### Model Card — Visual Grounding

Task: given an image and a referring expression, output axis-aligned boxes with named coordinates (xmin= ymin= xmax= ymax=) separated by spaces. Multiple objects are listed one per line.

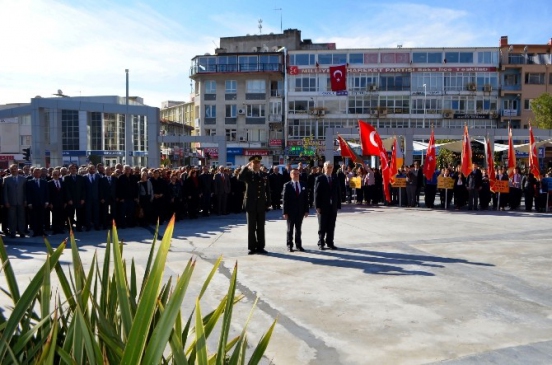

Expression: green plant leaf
xmin=247 ymin=319 xmax=277 ymax=365
xmin=0 ymin=237 xmax=21 ymax=303
xmin=119 ymin=215 xmax=176 ymax=365
xmin=194 ymin=297 xmax=208 ymax=365
xmin=110 ymin=221 xmax=133 ymax=339
xmin=216 ymin=262 xmax=238 ymax=365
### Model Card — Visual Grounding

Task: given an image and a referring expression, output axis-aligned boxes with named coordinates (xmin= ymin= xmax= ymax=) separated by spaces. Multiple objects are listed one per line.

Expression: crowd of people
xmin=1 ymin=159 xmax=550 ymax=240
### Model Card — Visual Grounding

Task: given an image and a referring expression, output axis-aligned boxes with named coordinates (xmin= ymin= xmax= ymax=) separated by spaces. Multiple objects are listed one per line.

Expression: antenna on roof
xmin=274 ymin=8 xmax=282 ymax=33
xmin=258 ymin=19 xmax=263 ymax=34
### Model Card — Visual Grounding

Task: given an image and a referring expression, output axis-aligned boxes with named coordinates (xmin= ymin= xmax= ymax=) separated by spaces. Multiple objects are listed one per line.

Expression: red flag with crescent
xmin=358 ymin=121 xmax=383 ymax=156
xmin=528 ymin=124 xmax=540 ymax=180
xmin=329 ymin=64 xmax=347 ymax=91
xmin=485 ymin=137 xmax=497 ymax=191
xmin=423 ymin=128 xmax=436 ymax=181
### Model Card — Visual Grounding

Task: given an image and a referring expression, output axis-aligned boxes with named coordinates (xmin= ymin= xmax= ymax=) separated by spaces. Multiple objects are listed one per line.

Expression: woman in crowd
xmin=167 ymin=173 xmax=184 ymax=221
xmin=137 ymin=171 xmax=153 ymax=227
xmin=183 ymin=169 xmax=200 ymax=219
xmin=454 ymin=170 xmax=467 ymax=210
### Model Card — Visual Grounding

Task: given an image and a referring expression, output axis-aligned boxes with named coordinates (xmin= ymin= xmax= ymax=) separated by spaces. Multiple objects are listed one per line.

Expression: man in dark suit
xmin=213 ymin=166 xmax=231 ymax=215
xmin=314 ymin=161 xmax=341 ymax=250
xmin=467 ymin=163 xmax=483 ymax=210
xmin=239 ymin=155 xmax=271 ymax=255
xmin=84 ymin=165 xmax=101 ymax=230
xmin=116 ymin=165 xmax=138 ymax=228
xmin=3 ymin=164 xmax=27 ymax=238
xmin=48 ymin=169 xmax=65 ymax=234
xmin=99 ymin=166 xmax=117 ymax=229
xmin=63 ymin=164 xmax=86 ymax=231
xmin=26 ymin=168 xmax=49 ymax=237
xmin=198 ymin=166 xmax=213 ymax=216
xmin=282 ymin=168 xmax=310 ymax=252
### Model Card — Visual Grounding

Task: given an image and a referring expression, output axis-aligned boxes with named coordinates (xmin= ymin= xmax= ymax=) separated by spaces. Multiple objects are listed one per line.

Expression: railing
xmin=191 ymin=63 xmax=283 ymax=76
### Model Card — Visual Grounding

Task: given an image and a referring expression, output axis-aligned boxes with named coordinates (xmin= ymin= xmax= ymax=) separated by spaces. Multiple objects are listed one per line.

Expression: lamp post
xmin=277 ymin=47 xmax=288 ymax=156
xmin=125 ymin=69 xmax=131 ymax=165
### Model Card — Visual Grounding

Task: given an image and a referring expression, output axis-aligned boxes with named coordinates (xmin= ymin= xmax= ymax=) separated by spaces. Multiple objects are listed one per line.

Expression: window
xmin=204 ymin=128 xmax=216 ymax=136
xmin=20 ymin=135 xmax=31 ymax=145
xmin=246 ymin=104 xmax=265 ymax=117
xmin=379 ymin=73 xmax=410 ymax=91
xmin=205 ymin=80 xmax=216 ymax=94
xmin=90 ymin=112 xmax=102 ymax=150
xmin=294 ymin=76 xmax=316 ymax=92
xmin=525 ymin=73 xmax=545 ymax=84
xmin=225 ymin=80 xmax=237 ymax=93
xmin=524 ymin=99 xmax=533 ymax=110
xmin=196 ymin=56 xmax=217 ymax=72
xmin=225 ymin=129 xmax=237 ymax=141
xmin=290 ymin=53 xmax=315 ymax=66
xmin=411 ymin=72 xmax=444 ymax=93
xmin=225 ymin=104 xmax=237 ymax=117
xmin=246 ymin=129 xmax=267 ymax=142
xmin=205 ymin=105 xmax=216 ymax=118
xmin=218 ymin=55 xmax=238 ymax=72
xmin=549 ymin=73 xmax=552 ymax=85
xmin=351 ymin=74 xmax=378 ymax=91
xmin=477 ymin=51 xmax=499 ymax=64
xmin=412 ymin=52 xmax=442 ymax=63
xmin=445 ymin=52 xmax=473 ymax=63
xmin=317 ymin=53 xmax=347 ymax=65
xmin=62 ymin=109 xmax=79 ymax=150
xmin=246 ymin=79 xmax=266 ymax=93
xmin=259 ymin=55 xmax=279 ymax=71
xmin=239 ymin=55 xmax=258 ymax=71
xmin=349 ymin=53 xmax=364 ymax=64
xmin=269 ymin=101 xmax=282 ymax=115
xmin=288 ymin=100 xmax=314 ymax=113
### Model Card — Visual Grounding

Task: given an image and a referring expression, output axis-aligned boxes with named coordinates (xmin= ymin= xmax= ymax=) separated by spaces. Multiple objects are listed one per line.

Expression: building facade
xmin=160 ymin=100 xmax=195 ymax=165
xmin=0 ymin=96 xmax=160 ymax=168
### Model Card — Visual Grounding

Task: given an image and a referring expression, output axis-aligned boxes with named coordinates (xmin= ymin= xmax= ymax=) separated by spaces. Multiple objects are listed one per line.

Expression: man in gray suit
xmin=3 ymin=164 xmax=27 ymax=238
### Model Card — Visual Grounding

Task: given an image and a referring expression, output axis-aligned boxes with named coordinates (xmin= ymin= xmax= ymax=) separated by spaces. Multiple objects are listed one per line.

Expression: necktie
xmin=328 ymin=176 xmax=332 ymax=187
xmin=295 ymin=182 xmax=299 ymax=195
xmin=56 ymin=180 xmax=60 ymax=189
xmin=36 ymin=179 xmax=40 ymax=188
xmin=73 ymin=175 xmax=76 ymax=181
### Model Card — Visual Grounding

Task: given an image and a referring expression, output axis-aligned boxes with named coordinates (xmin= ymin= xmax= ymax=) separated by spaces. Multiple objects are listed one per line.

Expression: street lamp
xmin=423 ymin=83 xmax=427 ymax=128
xmin=277 ymin=46 xmax=288 ymax=154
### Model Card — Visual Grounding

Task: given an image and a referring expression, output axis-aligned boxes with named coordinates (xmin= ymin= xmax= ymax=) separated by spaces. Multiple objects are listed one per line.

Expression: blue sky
xmin=1 ymin=0 xmax=550 ymax=107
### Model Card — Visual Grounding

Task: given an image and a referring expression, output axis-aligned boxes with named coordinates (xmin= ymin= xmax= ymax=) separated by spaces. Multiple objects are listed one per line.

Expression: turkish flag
xmin=460 ymin=125 xmax=472 ymax=177
xmin=528 ymin=124 xmax=540 ymax=179
xmin=507 ymin=125 xmax=516 ymax=178
xmin=379 ymin=148 xmax=391 ymax=203
xmin=485 ymin=137 xmax=497 ymax=191
xmin=423 ymin=128 xmax=436 ymax=181
xmin=389 ymin=137 xmax=398 ymax=184
xmin=358 ymin=121 xmax=383 ymax=156
xmin=337 ymin=135 xmax=363 ymax=165
xmin=329 ymin=64 xmax=347 ymax=91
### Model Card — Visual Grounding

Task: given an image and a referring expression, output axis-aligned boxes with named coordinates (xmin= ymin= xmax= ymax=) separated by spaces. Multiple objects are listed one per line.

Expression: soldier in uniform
xmin=239 ymin=155 xmax=271 ymax=255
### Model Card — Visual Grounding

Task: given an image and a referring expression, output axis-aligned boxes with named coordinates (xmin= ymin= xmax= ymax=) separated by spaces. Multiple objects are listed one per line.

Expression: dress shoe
xmin=19 ymin=234 xmax=26 ymax=238
xmin=297 ymin=247 xmax=306 ymax=252
xmin=287 ymin=247 xmax=294 ymax=252
xmin=328 ymin=245 xmax=338 ymax=250
xmin=318 ymin=245 xmax=325 ymax=250
xmin=248 ymin=250 xmax=256 ymax=255
xmin=257 ymin=249 xmax=268 ymax=254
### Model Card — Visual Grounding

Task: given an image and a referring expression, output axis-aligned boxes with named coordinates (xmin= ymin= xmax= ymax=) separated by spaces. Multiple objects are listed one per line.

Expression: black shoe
xmin=297 ymin=247 xmax=306 ymax=252
xmin=288 ymin=247 xmax=294 ymax=252
xmin=248 ymin=250 xmax=256 ymax=255
xmin=328 ymin=245 xmax=338 ymax=250
xmin=318 ymin=245 xmax=325 ymax=250
xmin=10 ymin=234 xmax=16 ymax=239
xmin=19 ymin=234 xmax=26 ymax=238
xmin=257 ymin=249 xmax=268 ymax=254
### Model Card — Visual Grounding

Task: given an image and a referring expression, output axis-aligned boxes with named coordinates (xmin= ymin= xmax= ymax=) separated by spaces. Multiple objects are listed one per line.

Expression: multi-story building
xmin=160 ymin=100 xmax=195 ymax=165
xmin=498 ymin=36 xmax=552 ymax=128
xmin=0 ymin=96 xmax=160 ymax=167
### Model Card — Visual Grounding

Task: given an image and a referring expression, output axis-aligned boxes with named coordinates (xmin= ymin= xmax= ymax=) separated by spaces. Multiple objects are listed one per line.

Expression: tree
xmin=530 ymin=93 xmax=552 ymax=129
xmin=435 ymin=139 xmax=457 ymax=169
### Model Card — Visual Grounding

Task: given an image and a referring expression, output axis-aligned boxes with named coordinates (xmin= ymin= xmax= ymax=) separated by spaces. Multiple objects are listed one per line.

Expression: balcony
xmin=190 ymin=63 xmax=284 ymax=76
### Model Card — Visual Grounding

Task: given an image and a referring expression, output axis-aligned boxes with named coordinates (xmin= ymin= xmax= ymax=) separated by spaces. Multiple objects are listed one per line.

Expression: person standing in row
xmin=26 ymin=168 xmax=49 ymax=237
xmin=282 ymin=168 xmax=309 ymax=252
xmin=3 ymin=164 xmax=27 ymax=238
xmin=239 ymin=155 xmax=271 ymax=255
xmin=214 ymin=166 xmax=231 ymax=215
xmin=314 ymin=161 xmax=341 ymax=250
xmin=48 ymin=169 xmax=65 ymax=234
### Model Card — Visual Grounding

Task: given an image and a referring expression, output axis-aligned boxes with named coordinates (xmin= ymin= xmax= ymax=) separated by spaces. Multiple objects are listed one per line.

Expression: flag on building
xmin=358 ymin=121 xmax=383 ymax=156
xmin=507 ymin=124 xmax=516 ymax=178
xmin=337 ymin=134 xmax=364 ymax=165
xmin=485 ymin=136 xmax=497 ymax=191
xmin=423 ymin=128 xmax=436 ymax=180
xmin=329 ymin=64 xmax=347 ymax=92
xmin=460 ymin=125 xmax=472 ymax=177
xmin=390 ymin=137 xmax=398 ymax=183
xmin=528 ymin=123 xmax=540 ymax=180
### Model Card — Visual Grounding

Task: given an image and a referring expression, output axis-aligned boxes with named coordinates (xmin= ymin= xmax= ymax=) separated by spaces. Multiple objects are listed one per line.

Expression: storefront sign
xmin=269 ymin=139 xmax=282 ymax=147
xmin=244 ymin=149 xmax=270 ymax=156
xmin=437 ymin=177 xmax=455 ymax=190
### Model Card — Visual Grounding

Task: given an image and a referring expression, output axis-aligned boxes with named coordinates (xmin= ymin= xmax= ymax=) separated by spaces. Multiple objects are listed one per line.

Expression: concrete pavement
xmin=1 ymin=204 xmax=551 ymax=364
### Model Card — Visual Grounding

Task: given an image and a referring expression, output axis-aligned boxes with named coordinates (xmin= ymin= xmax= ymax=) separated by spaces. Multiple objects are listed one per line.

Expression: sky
xmin=1 ymin=0 xmax=551 ymax=107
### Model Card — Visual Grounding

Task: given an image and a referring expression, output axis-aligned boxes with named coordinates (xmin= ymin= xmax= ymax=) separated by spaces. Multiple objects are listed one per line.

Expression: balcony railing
xmin=191 ymin=63 xmax=283 ymax=76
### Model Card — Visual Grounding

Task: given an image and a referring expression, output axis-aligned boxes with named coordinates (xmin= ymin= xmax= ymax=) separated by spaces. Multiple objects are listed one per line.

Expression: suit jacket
xmin=99 ymin=175 xmax=117 ymax=203
xmin=3 ymin=175 xmax=27 ymax=206
xmin=198 ymin=172 xmax=213 ymax=194
xmin=26 ymin=178 xmax=49 ymax=207
xmin=116 ymin=173 xmax=138 ymax=201
xmin=314 ymin=174 xmax=341 ymax=212
xmin=48 ymin=179 xmax=65 ymax=207
xmin=213 ymin=173 xmax=231 ymax=195
xmin=467 ymin=169 xmax=483 ymax=189
xmin=63 ymin=174 xmax=86 ymax=204
xmin=239 ymin=168 xmax=271 ymax=211
xmin=282 ymin=181 xmax=309 ymax=220
xmin=84 ymin=173 xmax=101 ymax=201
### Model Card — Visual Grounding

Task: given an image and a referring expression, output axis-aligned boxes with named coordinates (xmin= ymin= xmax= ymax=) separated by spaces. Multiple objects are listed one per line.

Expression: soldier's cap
xmin=249 ymin=155 xmax=262 ymax=162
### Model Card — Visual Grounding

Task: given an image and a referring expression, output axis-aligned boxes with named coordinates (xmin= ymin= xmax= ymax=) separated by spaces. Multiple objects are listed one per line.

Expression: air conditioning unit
xmin=466 ymin=83 xmax=477 ymax=91
xmin=369 ymin=85 xmax=378 ymax=91
xmin=238 ymin=108 xmax=246 ymax=115
xmin=484 ymin=85 xmax=492 ymax=92
xmin=443 ymin=111 xmax=453 ymax=119
xmin=239 ymin=136 xmax=247 ymax=142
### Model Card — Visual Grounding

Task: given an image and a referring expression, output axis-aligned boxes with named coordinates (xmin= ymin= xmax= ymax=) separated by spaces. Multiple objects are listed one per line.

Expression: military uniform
xmin=239 ymin=156 xmax=271 ymax=254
